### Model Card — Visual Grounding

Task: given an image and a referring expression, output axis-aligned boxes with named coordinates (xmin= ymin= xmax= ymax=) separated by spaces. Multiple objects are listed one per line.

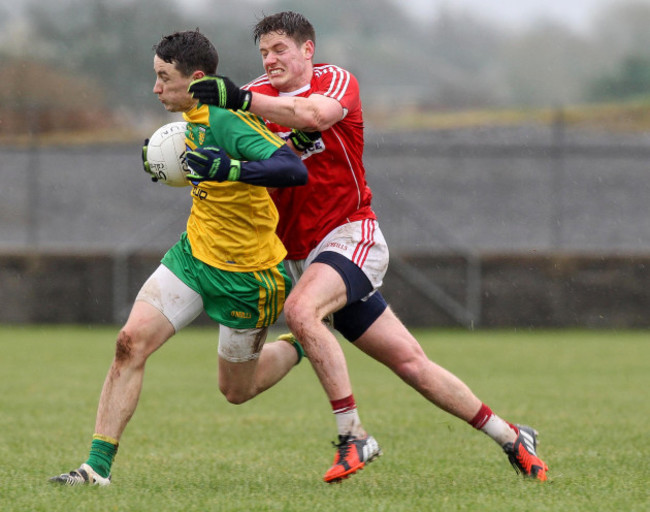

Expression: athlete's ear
xmin=302 ymin=40 xmax=315 ymax=60
xmin=192 ymin=70 xmax=206 ymax=80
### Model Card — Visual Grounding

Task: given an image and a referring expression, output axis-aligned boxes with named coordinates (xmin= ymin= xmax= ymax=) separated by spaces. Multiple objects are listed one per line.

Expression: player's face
xmin=258 ymin=31 xmax=314 ymax=93
xmin=152 ymin=56 xmax=199 ymax=112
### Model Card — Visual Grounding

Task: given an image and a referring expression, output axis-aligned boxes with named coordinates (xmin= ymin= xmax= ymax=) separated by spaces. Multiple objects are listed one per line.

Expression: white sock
xmin=470 ymin=403 xmax=517 ymax=446
xmin=335 ymin=409 xmax=363 ymax=438
xmin=481 ymin=414 xmax=518 ymax=446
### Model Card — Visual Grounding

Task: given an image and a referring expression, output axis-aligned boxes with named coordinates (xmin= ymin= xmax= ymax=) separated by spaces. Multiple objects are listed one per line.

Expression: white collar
xmin=278 ymin=83 xmax=311 ymax=97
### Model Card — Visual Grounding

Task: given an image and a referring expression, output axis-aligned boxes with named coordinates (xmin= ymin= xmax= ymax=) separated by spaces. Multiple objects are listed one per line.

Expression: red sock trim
xmin=331 ymin=394 xmax=356 ymax=414
xmin=469 ymin=403 xmax=493 ymax=429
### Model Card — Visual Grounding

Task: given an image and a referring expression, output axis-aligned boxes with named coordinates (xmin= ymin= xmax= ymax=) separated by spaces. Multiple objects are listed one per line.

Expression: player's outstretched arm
xmin=189 ymin=76 xmax=342 ymax=132
xmin=185 ymin=144 xmax=307 ymax=187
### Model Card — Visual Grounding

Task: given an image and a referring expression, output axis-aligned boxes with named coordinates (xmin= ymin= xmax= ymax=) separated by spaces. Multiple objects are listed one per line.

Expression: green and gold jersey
xmin=182 ymin=104 xmax=287 ymax=271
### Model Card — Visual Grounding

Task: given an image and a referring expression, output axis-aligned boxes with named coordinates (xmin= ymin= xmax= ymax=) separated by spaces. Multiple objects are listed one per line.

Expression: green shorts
xmin=161 ymin=233 xmax=291 ymax=329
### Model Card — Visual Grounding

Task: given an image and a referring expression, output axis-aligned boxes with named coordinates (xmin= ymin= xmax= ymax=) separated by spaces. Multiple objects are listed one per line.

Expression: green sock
xmin=276 ymin=333 xmax=305 ymax=365
xmin=85 ymin=435 xmax=118 ymax=478
xmin=291 ymin=339 xmax=305 ymax=364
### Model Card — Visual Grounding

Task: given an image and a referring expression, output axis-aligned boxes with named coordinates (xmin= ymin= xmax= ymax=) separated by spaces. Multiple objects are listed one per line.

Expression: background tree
xmin=4 ymin=0 xmax=650 ymax=132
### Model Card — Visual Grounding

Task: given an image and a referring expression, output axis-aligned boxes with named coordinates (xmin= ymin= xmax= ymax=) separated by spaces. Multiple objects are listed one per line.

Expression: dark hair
xmin=253 ymin=11 xmax=315 ymax=47
xmin=153 ymin=29 xmax=218 ymax=77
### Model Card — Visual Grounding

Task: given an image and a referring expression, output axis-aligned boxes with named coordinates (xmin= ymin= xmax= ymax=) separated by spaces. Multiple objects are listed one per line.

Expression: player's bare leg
xmin=283 ymin=263 xmax=352 ymax=404
xmin=218 ymin=336 xmax=302 ymax=404
xmin=50 ymin=301 xmax=175 ymax=485
xmin=355 ymin=306 xmax=547 ymax=480
xmin=94 ymin=301 xmax=175 ymax=439
xmin=283 ymin=262 xmax=381 ymax=482
xmin=355 ymin=306 xmax=482 ymax=421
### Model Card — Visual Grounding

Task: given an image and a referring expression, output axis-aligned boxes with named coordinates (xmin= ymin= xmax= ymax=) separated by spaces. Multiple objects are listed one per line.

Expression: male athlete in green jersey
xmin=50 ymin=30 xmax=307 ymax=486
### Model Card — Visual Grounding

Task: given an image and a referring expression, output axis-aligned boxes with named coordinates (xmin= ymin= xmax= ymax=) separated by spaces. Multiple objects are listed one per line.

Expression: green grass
xmin=0 ymin=326 xmax=648 ymax=511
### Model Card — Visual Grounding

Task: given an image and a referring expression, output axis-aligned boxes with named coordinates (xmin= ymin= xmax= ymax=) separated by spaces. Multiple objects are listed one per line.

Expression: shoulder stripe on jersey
xmin=314 ymin=64 xmax=344 ymax=75
xmin=333 ymin=69 xmax=351 ymax=102
xmin=244 ymin=74 xmax=271 ymax=90
xmin=318 ymin=65 xmax=350 ymax=102
xmin=230 ymin=110 xmax=284 ymax=147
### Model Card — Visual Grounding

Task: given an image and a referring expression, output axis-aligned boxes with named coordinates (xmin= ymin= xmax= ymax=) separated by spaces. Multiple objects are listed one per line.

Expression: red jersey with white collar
xmin=244 ymin=64 xmax=376 ymax=260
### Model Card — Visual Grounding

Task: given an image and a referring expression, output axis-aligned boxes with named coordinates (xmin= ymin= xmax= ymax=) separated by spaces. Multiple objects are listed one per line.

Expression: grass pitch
xmin=0 ymin=325 xmax=648 ymax=511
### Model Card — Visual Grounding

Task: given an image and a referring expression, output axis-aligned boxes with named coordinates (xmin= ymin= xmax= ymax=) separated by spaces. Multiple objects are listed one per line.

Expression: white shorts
xmin=135 ymin=265 xmax=268 ymax=362
xmin=285 ymin=219 xmax=389 ymax=297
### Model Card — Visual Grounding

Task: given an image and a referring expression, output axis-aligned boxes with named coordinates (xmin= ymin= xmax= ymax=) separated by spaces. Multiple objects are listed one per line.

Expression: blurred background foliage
xmin=3 ymin=0 xmax=650 ymax=138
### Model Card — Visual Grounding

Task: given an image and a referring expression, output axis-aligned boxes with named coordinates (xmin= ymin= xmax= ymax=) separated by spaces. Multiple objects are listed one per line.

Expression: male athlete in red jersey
xmin=243 ymin=64 xmax=375 ymax=261
xmin=190 ymin=11 xmax=548 ymax=483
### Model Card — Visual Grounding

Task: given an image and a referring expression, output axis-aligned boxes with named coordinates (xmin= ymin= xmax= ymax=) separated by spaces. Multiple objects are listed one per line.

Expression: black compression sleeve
xmin=237 ymin=145 xmax=308 ymax=187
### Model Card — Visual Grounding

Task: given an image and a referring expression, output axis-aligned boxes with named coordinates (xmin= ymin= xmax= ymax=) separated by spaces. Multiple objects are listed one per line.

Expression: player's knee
xmin=115 ymin=329 xmax=136 ymax=363
xmin=393 ymin=359 xmax=419 ymax=382
xmin=283 ymin=293 xmax=313 ymax=332
xmin=219 ymin=384 xmax=252 ymax=405
xmin=222 ymin=391 xmax=247 ymax=405
xmin=283 ymin=291 xmax=300 ymax=319
xmin=115 ymin=326 xmax=149 ymax=366
xmin=391 ymin=354 xmax=428 ymax=385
